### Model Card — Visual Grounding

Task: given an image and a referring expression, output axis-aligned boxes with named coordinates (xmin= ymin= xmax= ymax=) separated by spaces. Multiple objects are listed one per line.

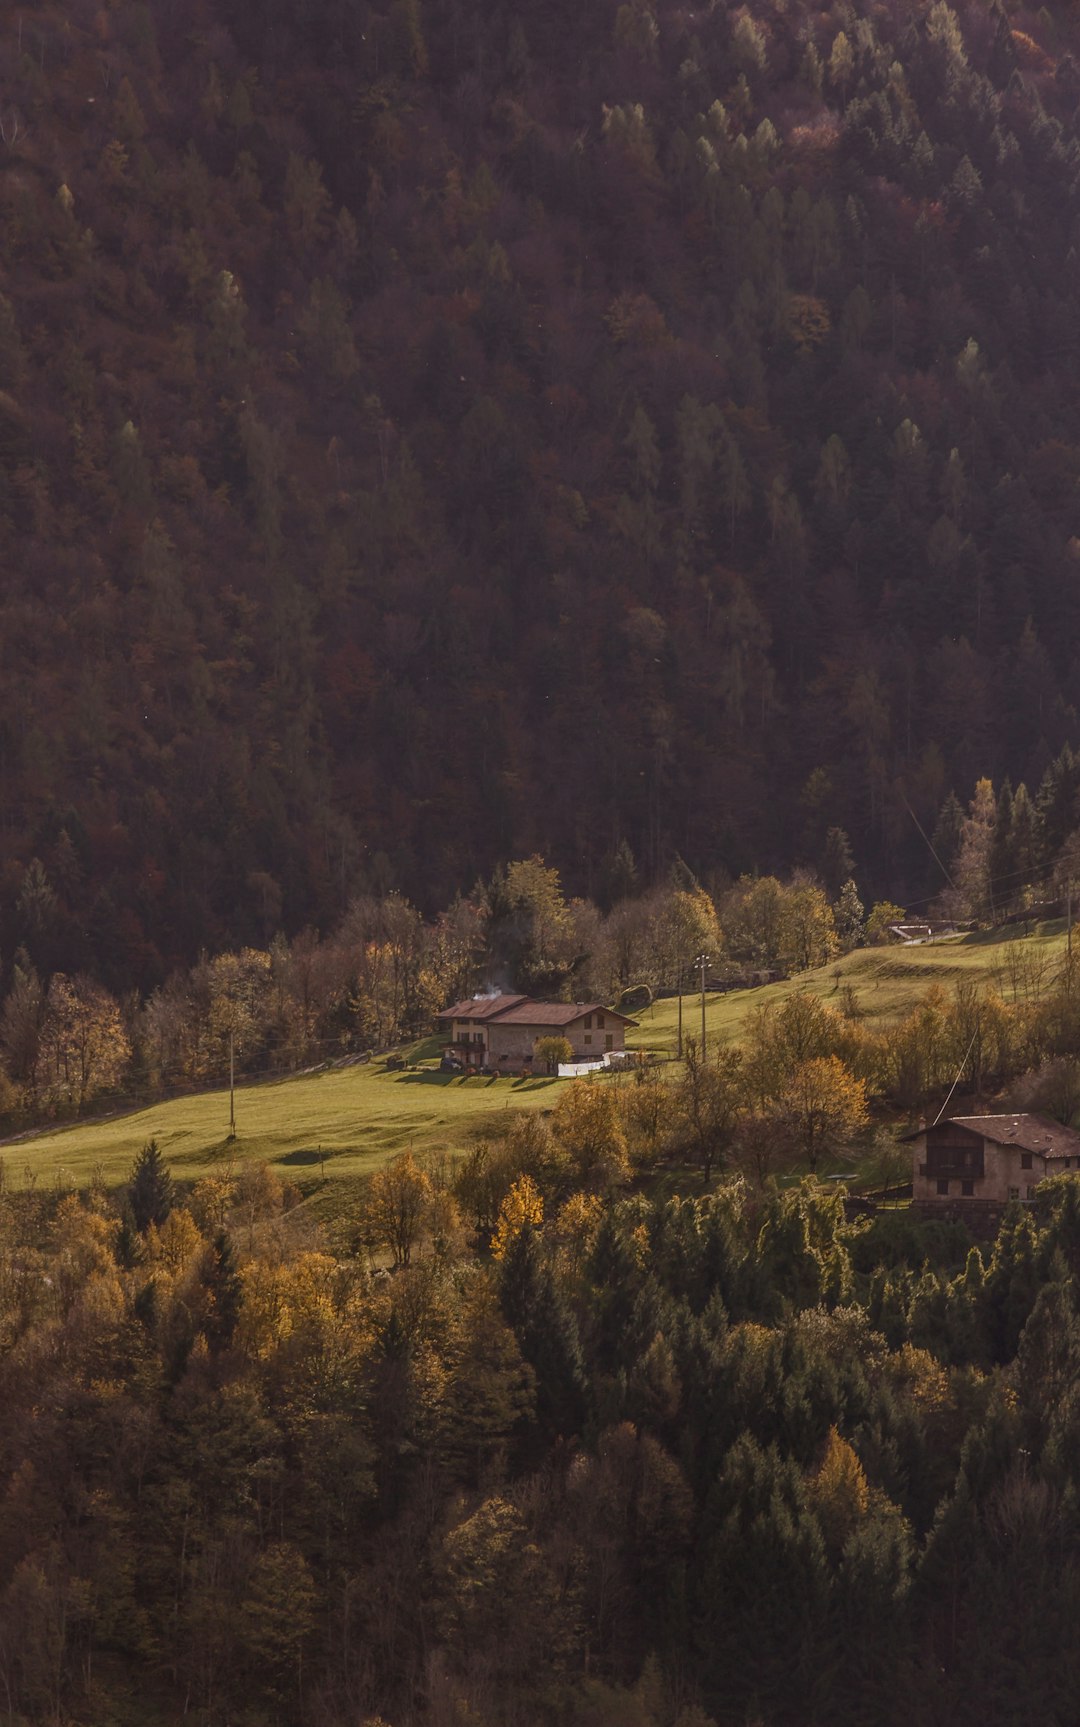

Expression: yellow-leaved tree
xmin=774 ymin=1055 xmax=868 ymax=1171
xmin=34 ymin=973 xmax=130 ymax=1114
xmin=552 ymin=1080 xmax=630 ymax=1190
xmin=534 ymin=1034 xmax=573 ymax=1074
xmin=491 ymin=1174 xmax=544 ymax=1261
xmin=362 ymin=1150 xmax=432 ymax=1268
xmin=808 ymin=1426 xmax=869 ymax=1556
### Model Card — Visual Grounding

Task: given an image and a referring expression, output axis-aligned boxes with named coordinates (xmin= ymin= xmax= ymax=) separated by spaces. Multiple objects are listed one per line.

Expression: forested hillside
xmin=2 ymin=0 xmax=1080 ymax=983
xmin=3 ymin=1130 xmax=1080 ymax=1726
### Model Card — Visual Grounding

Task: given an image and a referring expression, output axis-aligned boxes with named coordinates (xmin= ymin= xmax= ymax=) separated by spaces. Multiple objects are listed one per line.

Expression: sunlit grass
xmin=10 ymin=919 xmax=1069 ymax=1198
xmin=626 ymin=919 xmax=1072 ymax=1054
xmin=6 ymin=1052 xmax=566 ymax=1191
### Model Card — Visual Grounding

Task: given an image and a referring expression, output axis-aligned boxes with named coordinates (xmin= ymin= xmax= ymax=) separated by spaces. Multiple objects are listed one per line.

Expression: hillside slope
xmin=1 ymin=0 xmax=1079 ymax=984
xmin=15 ymin=918 xmax=1066 ymax=1188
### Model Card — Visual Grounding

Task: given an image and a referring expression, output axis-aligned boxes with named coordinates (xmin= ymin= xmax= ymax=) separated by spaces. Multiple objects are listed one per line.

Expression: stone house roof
xmin=945 ymin=1114 xmax=1080 ymax=1159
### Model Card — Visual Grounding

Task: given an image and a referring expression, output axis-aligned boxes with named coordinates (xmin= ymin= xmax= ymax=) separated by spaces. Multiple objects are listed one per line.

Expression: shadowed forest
xmin=0 ymin=0 xmax=1079 ymax=986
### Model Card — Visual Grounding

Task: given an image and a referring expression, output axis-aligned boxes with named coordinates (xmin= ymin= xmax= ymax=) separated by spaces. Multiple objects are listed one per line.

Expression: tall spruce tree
xmin=128 ymin=1138 xmax=174 ymax=1233
xmin=204 ymin=1229 xmax=243 ymax=1351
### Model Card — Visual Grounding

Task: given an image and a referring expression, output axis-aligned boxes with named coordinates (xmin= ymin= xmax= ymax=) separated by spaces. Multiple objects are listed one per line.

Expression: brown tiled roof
xmin=438 ymin=993 xmax=528 ymax=1022
xmin=489 ymin=1001 xmax=637 ymax=1027
xmin=945 ymin=1114 xmax=1080 ymax=1158
xmin=437 ymin=994 xmax=637 ymax=1028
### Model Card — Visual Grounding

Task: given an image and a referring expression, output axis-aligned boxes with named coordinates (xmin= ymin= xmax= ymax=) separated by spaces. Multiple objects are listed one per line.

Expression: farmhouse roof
xmin=438 ymin=994 xmax=637 ymax=1028
xmin=439 ymin=993 xmax=528 ymax=1022
xmin=491 ymin=1000 xmax=637 ymax=1027
xmin=935 ymin=1113 xmax=1080 ymax=1158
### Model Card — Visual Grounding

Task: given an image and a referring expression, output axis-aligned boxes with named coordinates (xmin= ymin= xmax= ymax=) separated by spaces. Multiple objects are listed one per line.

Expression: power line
xmin=902 ymin=793 xmax=956 ymax=889
xmin=932 ymin=1027 xmax=982 ymax=1127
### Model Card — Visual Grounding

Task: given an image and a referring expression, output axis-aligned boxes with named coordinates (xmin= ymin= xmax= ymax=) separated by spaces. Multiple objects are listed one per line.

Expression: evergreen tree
xmin=1036 ymin=744 xmax=1080 ymax=867
xmin=695 ymin=1435 xmax=833 ymax=1721
xmin=115 ymin=1205 xmax=145 ymax=1270
xmin=499 ymin=1225 xmax=588 ymax=1437
xmin=204 ymin=1228 xmax=243 ymax=1350
xmin=128 ymin=1137 xmax=174 ymax=1233
xmin=834 ymin=879 xmax=865 ymax=950
xmin=931 ymin=792 xmax=965 ymax=884
xmin=983 ymin=1204 xmax=1042 ymax=1363
xmin=820 ymin=827 xmax=854 ymax=899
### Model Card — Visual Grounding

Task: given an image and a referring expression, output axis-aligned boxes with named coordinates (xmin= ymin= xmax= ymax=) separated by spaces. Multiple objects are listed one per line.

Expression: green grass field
xmin=8 ymin=919 xmax=1071 ymax=1195
xmin=626 ymin=918 xmax=1073 ymax=1053
xmin=4 ymin=1053 xmax=565 ymax=1192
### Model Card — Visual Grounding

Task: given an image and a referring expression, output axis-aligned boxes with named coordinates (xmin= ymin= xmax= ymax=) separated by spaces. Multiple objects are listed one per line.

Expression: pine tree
xmin=204 ymin=1229 xmax=243 ymax=1350
xmin=115 ymin=1205 xmax=144 ymax=1270
xmin=128 ymin=1138 xmax=174 ymax=1233
xmin=984 ymin=1205 xmax=1042 ymax=1362
xmin=499 ymin=1226 xmax=587 ymax=1437
xmin=695 ymin=1435 xmax=833 ymax=1721
xmin=931 ymin=792 xmax=965 ymax=882
xmin=834 ymin=879 xmax=865 ymax=950
xmin=820 ymin=827 xmax=854 ymax=899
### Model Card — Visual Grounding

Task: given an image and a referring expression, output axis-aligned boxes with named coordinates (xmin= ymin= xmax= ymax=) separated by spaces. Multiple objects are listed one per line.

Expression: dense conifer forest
xmin=2 ymin=0 xmax=1080 ymax=984
xmin=2 ymin=1127 xmax=1080 ymax=1727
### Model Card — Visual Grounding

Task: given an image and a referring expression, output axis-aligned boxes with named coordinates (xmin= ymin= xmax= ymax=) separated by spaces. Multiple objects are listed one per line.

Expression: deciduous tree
xmin=773 ymin=1055 xmax=868 ymax=1171
xmin=362 ymin=1150 xmax=433 ymax=1268
xmin=35 ymin=973 xmax=131 ymax=1113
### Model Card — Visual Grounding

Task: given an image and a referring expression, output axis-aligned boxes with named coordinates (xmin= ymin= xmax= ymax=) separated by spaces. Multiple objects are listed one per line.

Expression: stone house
xmin=910 ymin=1113 xmax=1080 ymax=1219
xmin=439 ymin=993 xmax=637 ymax=1071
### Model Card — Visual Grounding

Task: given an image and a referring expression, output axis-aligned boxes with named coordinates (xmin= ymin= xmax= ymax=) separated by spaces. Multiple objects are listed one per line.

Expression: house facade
xmin=910 ymin=1113 xmax=1080 ymax=1218
xmin=439 ymin=993 xmax=637 ymax=1070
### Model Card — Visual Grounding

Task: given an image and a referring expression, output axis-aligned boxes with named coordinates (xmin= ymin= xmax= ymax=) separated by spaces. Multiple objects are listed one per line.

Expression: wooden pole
xmin=229 ymin=1030 xmax=236 ymax=1138
xmin=700 ymin=953 xmax=707 ymax=1060
xmin=677 ymin=969 xmax=683 ymax=1061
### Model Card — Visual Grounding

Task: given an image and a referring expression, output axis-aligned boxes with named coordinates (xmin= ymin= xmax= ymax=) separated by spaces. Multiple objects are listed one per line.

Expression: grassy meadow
xmin=4 ymin=1048 xmax=565 ymax=1194
xmin=627 ymin=917 xmax=1072 ymax=1053
xmin=6 ymin=919 xmax=1071 ymax=1198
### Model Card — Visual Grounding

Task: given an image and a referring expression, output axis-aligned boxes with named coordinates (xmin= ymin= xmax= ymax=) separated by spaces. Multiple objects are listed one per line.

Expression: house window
xmin=1009 ymin=1187 xmax=1020 ymax=1200
xmin=584 ymin=1034 xmax=592 ymax=1046
xmin=937 ymin=1179 xmax=949 ymax=1195
xmin=597 ymin=1012 xmax=605 ymax=1028
xmin=584 ymin=1014 xmax=593 ymax=1029
xmin=605 ymin=1034 xmax=613 ymax=1050
xmin=1027 ymin=1185 xmax=1038 ymax=1200
xmin=1021 ymin=1152 xmax=1033 ymax=1170
xmin=962 ymin=1180 xmax=974 ymax=1196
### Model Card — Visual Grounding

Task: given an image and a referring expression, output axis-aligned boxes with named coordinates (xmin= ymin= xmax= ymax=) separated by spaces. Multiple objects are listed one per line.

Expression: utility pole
xmin=228 ymin=1029 xmax=236 ymax=1139
xmin=698 ymin=952 xmax=709 ymax=1060
xmin=677 ymin=958 xmax=684 ymax=1060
